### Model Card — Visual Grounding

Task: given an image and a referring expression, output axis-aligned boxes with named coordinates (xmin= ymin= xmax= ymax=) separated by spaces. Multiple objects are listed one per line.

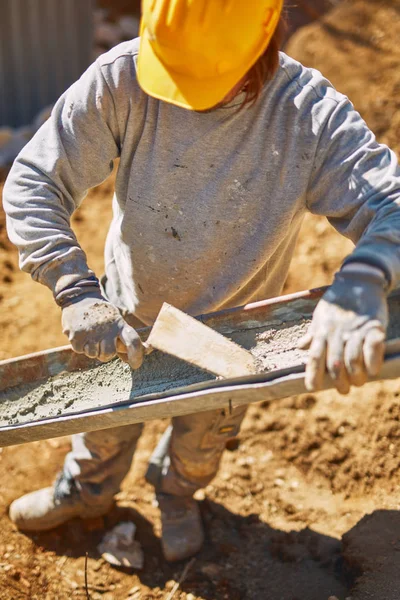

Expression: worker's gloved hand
xmin=298 ymin=263 xmax=389 ymax=394
xmin=61 ymin=295 xmax=144 ymax=370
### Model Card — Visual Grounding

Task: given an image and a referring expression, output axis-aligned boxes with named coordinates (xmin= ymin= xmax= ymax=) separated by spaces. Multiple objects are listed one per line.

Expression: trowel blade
xmin=146 ymin=303 xmax=257 ymax=378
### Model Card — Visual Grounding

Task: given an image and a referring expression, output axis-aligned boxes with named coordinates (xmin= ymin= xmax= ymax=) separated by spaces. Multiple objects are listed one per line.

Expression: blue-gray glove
xmin=299 ymin=263 xmax=388 ymax=394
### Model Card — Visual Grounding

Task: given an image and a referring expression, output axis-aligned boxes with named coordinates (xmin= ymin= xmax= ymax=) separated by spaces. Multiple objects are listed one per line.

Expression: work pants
xmin=62 ymin=404 xmax=248 ymax=507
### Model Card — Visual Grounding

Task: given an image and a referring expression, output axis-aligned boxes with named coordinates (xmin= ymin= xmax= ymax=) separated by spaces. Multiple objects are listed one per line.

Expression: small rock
xmin=20 ymin=576 xmax=31 ymax=589
xmin=165 ymin=580 xmax=176 ymax=590
xmin=201 ymin=563 xmax=222 ymax=579
xmin=237 ymin=456 xmax=254 ymax=466
xmin=193 ymin=489 xmax=206 ymax=501
xmin=98 ymin=522 xmax=144 ymax=570
xmin=250 ymin=482 xmax=264 ymax=494
xmin=128 ymin=586 xmax=141 ymax=594
xmin=289 ymin=480 xmax=299 ymax=490
xmin=186 ymin=594 xmax=196 ymax=600
xmin=260 ymin=450 xmax=273 ymax=463
xmin=328 ymin=597 xmax=340 ymax=600
xmin=284 ymin=503 xmax=297 ymax=515
xmin=273 ymin=478 xmax=285 ymax=487
xmin=48 ymin=439 xmax=60 ymax=448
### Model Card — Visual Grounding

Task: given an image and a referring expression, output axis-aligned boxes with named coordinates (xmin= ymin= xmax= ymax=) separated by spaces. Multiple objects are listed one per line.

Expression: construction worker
xmin=3 ymin=0 xmax=400 ymax=562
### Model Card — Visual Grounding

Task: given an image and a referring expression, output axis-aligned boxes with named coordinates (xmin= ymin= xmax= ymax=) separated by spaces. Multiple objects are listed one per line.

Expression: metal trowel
xmin=145 ymin=302 xmax=257 ymax=378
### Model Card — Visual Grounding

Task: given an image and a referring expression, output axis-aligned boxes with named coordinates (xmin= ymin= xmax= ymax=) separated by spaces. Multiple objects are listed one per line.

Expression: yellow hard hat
xmin=138 ymin=0 xmax=283 ymax=111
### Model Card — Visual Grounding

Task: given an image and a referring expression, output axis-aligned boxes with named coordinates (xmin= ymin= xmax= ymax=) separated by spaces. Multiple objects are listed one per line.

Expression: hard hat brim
xmin=137 ymin=28 xmax=253 ymax=111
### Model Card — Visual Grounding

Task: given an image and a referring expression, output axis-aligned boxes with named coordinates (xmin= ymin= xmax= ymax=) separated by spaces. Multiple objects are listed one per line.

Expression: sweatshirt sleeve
xmin=3 ymin=59 xmax=121 ymax=296
xmin=306 ymin=96 xmax=400 ymax=289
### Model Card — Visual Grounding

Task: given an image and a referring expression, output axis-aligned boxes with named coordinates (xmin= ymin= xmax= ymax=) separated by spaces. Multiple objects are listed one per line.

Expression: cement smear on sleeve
xmin=1 ymin=310 xmax=400 ymax=429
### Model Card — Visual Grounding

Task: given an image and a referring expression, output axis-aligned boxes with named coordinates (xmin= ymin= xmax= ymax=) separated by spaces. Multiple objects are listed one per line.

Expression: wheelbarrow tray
xmin=1 ymin=287 xmax=400 ymax=448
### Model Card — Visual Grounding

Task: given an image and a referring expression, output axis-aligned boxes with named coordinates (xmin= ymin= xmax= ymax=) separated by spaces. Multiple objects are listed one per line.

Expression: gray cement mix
xmin=1 ymin=309 xmax=400 ymax=429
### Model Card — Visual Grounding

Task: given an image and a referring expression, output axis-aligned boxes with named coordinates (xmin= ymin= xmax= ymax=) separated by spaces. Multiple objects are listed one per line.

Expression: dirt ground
xmin=1 ymin=0 xmax=400 ymax=598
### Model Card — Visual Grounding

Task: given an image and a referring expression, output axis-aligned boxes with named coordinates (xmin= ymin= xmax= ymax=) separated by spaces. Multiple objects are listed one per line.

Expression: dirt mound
xmin=285 ymin=0 xmax=400 ymax=292
xmin=287 ymin=0 xmax=400 ymax=156
xmin=250 ymin=382 xmax=400 ymax=496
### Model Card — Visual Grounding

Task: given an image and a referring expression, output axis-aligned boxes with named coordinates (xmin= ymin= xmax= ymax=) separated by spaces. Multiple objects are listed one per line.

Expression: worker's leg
xmin=157 ymin=405 xmax=248 ymax=561
xmin=161 ymin=405 xmax=248 ymax=495
xmin=9 ymin=423 xmax=143 ymax=531
xmin=62 ymin=423 xmax=144 ymax=506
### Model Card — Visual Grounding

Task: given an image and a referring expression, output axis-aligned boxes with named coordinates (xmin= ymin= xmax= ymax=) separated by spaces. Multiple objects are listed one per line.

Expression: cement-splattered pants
xmin=62 ymin=405 xmax=247 ymax=507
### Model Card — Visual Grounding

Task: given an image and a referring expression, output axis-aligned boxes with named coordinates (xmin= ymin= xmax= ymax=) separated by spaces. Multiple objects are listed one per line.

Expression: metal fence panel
xmin=0 ymin=0 xmax=94 ymax=127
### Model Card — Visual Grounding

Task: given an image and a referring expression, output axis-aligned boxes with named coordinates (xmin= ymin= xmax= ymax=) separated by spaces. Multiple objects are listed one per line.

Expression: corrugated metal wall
xmin=0 ymin=0 xmax=94 ymax=127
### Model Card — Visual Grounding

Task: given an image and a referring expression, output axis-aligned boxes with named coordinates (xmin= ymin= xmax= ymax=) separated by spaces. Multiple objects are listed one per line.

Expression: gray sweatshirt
xmin=4 ymin=40 xmax=400 ymax=325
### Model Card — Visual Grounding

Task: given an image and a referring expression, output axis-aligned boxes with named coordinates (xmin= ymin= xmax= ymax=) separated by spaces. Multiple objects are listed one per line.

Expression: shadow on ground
xmin=26 ymin=500 xmax=355 ymax=600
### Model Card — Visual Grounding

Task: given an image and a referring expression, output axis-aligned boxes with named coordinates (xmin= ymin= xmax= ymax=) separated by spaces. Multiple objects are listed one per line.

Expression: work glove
xmin=298 ymin=263 xmax=389 ymax=394
xmin=61 ymin=295 xmax=144 ymax=370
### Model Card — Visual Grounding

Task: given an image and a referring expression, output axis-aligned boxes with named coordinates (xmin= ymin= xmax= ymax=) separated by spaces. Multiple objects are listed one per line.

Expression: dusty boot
xmin=9 ymin=474 xmax=113 ymax=532
xmin=157 ymin=493 xmax=204 ymax=562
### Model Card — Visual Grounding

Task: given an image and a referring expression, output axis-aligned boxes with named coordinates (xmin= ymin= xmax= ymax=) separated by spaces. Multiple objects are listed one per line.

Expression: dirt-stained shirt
xmin=4 ymin=40 xmax=400 ymax=325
